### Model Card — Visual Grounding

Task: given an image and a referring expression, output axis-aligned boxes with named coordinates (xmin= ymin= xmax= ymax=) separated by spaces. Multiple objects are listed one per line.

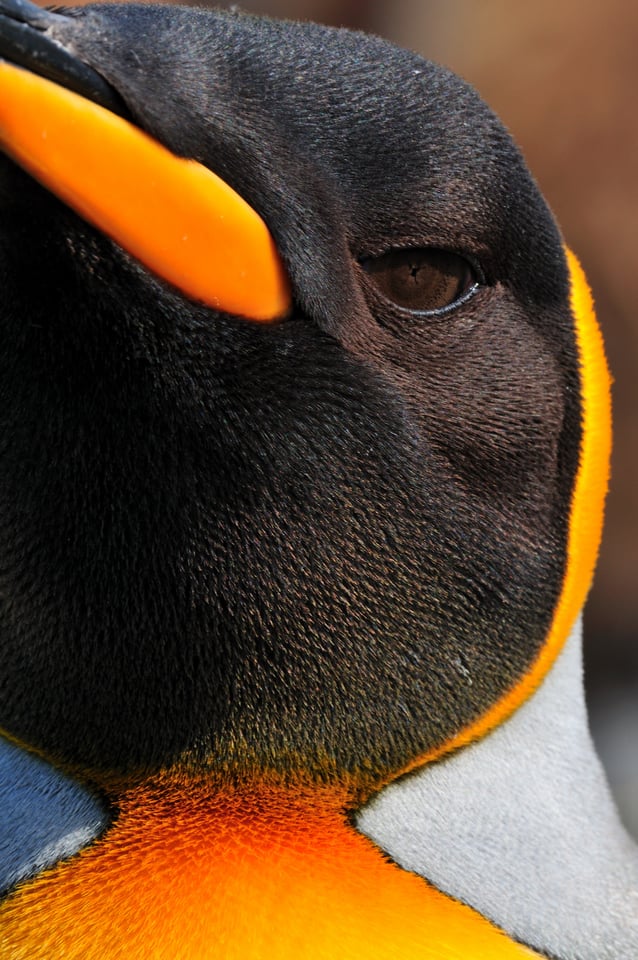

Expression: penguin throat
xmin=1 ymin=779 xmax=544 ymax=960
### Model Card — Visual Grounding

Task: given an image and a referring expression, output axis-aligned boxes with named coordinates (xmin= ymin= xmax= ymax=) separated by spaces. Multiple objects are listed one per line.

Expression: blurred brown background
xmin=47 ymin=0 xmax=638 ymax=831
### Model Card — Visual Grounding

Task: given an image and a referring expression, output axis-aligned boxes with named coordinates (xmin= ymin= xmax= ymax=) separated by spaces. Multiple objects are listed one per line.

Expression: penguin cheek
xmin=353 ymin=287 xmax=567 ymax=534
xmin=434 ymin=346 xmax=565 ymax=514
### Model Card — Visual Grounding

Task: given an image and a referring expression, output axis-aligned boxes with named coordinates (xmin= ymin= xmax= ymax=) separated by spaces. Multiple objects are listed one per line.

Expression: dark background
xmin=45 ymin=0 xmax=638 ymax=833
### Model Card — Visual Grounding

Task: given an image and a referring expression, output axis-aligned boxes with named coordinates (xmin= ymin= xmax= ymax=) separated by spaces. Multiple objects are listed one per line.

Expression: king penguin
xmin=0 ymin=2 xmax=636 ymax=958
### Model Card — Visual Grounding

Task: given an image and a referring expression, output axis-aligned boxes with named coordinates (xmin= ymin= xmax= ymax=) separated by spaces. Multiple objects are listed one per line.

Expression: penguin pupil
xmin=363 ymin=247 xmax=477 ymax=313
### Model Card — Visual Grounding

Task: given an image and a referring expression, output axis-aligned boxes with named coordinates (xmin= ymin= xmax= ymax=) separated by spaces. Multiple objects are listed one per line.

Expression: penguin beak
xmin=0 ymin=60 xmax=292 ymax=322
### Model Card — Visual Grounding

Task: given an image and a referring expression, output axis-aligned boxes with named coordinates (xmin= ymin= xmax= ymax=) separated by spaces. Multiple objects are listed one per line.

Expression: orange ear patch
xmin=0 ymin=61 xmax=291 ymax=321
xmin=394 ymin=247 xmax=612 ymax=775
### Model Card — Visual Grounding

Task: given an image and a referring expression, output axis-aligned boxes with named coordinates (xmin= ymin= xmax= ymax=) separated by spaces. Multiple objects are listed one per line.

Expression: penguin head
xmin=0 ymin=3 xmax=609 ymax=792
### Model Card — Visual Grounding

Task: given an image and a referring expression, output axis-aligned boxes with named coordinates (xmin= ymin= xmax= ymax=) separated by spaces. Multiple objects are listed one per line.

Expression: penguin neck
xmin=108 ymin=774 xmax=354 ymax=849
xmin=1 ymin=774 xmax=545 ymax=960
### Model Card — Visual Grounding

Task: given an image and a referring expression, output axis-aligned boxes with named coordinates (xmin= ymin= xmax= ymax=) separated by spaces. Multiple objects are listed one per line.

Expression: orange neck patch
xmin=0 ymin=780 xmax=542 ymax=960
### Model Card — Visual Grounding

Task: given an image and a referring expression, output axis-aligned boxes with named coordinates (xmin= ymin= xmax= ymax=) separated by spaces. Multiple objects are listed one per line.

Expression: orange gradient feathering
xmin=0 ymin=781 xmax=544 ymax=960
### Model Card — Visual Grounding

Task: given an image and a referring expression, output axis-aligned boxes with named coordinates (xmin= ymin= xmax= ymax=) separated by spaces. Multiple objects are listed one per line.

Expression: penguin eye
xmin=362 ymin=247 xmax=478 ymax=314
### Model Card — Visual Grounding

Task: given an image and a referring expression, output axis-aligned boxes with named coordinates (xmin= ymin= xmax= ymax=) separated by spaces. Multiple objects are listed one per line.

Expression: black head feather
xmin=0 ymin=3 xmax=580 ymax=788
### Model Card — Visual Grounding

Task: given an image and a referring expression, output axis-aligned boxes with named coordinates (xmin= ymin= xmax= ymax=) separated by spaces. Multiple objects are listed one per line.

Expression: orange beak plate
xmin=0 ymin=60 xmax=291 ymax=321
